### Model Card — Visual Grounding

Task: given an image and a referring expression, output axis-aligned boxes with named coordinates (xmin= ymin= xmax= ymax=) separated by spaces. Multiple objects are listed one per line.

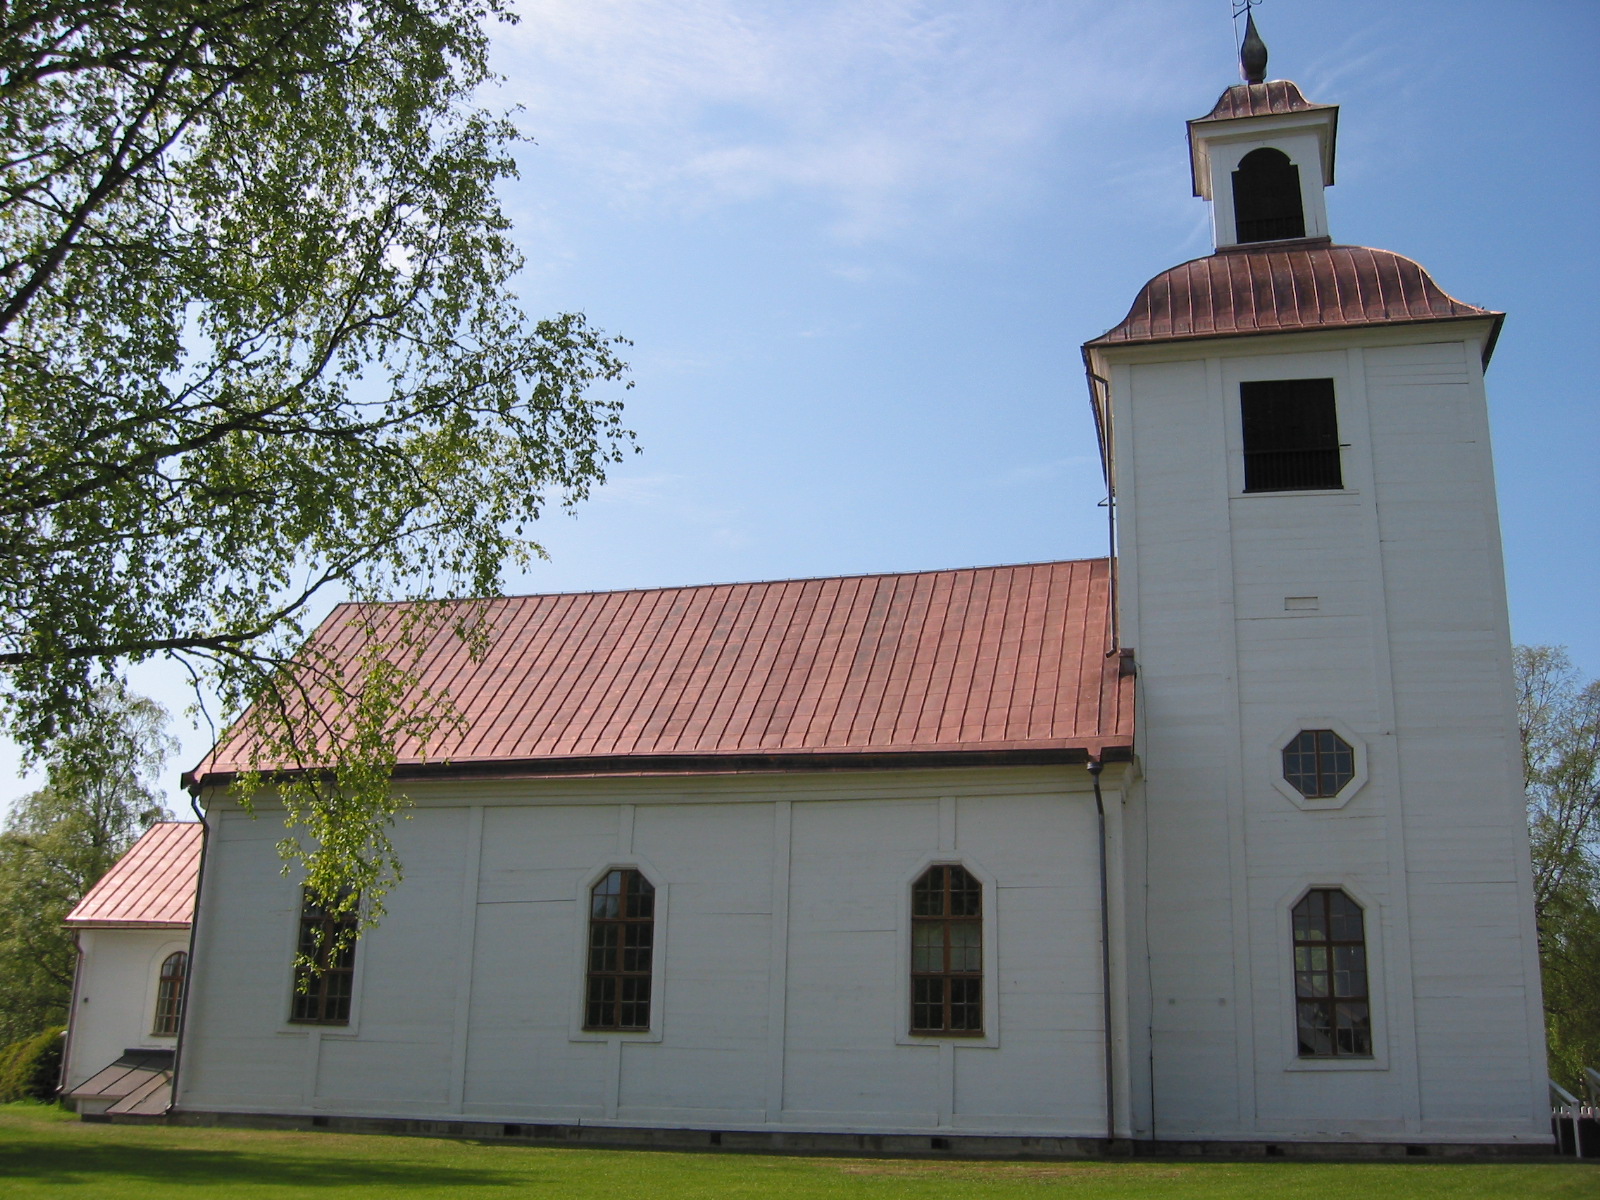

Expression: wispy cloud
xmin=493 ymin=0 xmax=1207 ymax=240
xmin=588 ymin=471 xmax=753 ymax=549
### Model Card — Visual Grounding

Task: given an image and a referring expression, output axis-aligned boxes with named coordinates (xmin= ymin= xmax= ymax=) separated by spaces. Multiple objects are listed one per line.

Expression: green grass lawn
xmin=0 ymin=1103 xmax=1590 ymax=1199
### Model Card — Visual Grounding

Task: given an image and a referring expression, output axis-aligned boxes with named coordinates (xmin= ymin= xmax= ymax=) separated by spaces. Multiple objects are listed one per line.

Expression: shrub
xmin=0 ymin=1026 xmax=65 ymax=1102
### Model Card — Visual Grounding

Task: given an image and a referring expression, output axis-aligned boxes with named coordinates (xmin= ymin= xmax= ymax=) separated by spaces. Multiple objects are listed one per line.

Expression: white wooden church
xmin=68 ymin=25 xmax=1551 ymax=1152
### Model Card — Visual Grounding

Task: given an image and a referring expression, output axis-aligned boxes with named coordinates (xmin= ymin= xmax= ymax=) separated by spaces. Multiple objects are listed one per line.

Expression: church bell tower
xmin=1083 ymin=16 xmax=1549 ymax=1147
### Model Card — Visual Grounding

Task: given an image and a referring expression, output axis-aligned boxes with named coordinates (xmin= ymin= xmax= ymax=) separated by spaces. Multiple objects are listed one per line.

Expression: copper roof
xmin=66 ymin=823 xmax=201 ymax=928
xmin=192 ymin=559 xmax=1133 ymax=785
xmin=64 ymin=1049 xmax=174 ymax=1116
xmin=1185 ymin=79 xmax=1339 ymax=196
xmin=1086 ymin=243 xmax=1503 ymax=363
xmin=1193 ymin=80 xmax=1332 ymax=123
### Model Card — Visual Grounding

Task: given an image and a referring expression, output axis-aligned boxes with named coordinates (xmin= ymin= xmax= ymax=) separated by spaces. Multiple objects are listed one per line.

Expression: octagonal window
xmin=1283 ymin=730 xmax=1354 ymax=799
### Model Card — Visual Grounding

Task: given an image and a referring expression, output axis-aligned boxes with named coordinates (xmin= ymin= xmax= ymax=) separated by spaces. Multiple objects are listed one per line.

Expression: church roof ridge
xmin=314 ymin=555 xmax=1116 ymax=612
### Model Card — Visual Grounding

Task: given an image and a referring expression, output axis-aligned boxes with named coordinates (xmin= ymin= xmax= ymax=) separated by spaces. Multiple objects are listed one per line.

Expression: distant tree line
xmin=1516 ymin=646 xmax=1600 ymax=1092
xmin=0 ymin=686 xmax=172 ymax=1045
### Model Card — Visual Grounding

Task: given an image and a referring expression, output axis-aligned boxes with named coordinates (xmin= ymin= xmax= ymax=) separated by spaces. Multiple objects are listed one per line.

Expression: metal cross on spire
xmin=1232 ymin=1 xmax=1269 ymax=84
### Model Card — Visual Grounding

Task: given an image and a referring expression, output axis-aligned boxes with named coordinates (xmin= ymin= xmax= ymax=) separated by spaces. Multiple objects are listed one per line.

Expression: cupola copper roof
xmin=1194 ymin=80 xmax=1332 ymax=123
xmin=1185 ymin=79 xmax=1339 ymax=195
xmin=1086 ymin=242 xmax=1503 ymax=364
xmin=189 ymin=559 xmax=1134 ymax=788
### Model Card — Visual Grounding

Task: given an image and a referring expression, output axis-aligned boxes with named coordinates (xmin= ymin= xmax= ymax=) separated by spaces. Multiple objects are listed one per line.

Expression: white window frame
xmin=1268 ymin=717 xmax=1370 ymax=811
xmin=893 ymin=853 xmax=1001 ymax=1049
xmin=568 ymin=856 xmax=669 ymax=1044
xmin=1274 ymin=876 xmax=1389 ymax=1072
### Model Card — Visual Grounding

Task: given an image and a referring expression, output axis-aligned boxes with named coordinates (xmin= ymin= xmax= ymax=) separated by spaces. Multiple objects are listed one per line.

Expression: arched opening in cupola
xmin=1232 ymin=147 xmax=1305 ymax=243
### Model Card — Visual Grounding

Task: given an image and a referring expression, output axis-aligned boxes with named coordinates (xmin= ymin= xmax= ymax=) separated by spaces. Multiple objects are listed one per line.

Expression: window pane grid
xmin=152 ymin=951 xmax=186 ymax=1036
xmin=289 ymin=894 xmax=358 ymax=1026
xmin=1292 ymin=888 xmax=1372 ymax=1058
xmin=585 ymin=869 xmax=655 ymax=1031
xmin=1283 ymin=729 xmax=1355 ymax=798
xmin=910 ymin=865 xmax=983 ymax=1035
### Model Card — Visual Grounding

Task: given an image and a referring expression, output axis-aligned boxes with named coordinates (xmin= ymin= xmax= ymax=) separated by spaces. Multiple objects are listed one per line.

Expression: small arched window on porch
xmin=1233 ymin=147 xmax=1305 ymax=244
xmin=152 ymin=951 xmax=186 ymax=1036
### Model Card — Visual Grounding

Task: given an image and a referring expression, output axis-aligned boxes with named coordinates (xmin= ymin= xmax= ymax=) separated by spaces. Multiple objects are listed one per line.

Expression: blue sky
xmin=3 ymin=0 xmax=1596 ymax=813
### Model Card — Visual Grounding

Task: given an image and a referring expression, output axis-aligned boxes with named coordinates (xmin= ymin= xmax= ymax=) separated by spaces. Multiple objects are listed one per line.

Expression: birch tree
xmin=0 ymin=2 xmax=634 ymax=918
xmin=1515 ymin=644 xmax=1600 ymax=1089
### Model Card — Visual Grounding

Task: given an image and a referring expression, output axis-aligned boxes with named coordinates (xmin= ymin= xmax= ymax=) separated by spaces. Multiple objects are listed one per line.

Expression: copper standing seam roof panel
xmin=105 ymin=1071 xmax=174 ymax=1116
xmin=1086 ymin=244 xmax=1503 ymax=362
xmin=191 ymin=559 xmax=1133 ymax=785
xmin=63 ymin=1048 xmax=174 ymax=1113
xmin=1193 ymin=80 xmax=1331 ymax=123
xmin=65 ymin=822 xmax=202 ymax=928
xmin=1185 ymin=80 xmax=1338 ymax=197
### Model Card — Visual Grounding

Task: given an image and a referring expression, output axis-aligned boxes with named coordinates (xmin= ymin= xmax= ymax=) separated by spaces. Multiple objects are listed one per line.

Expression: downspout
xmin=1087 ymin=758 xmax=1116 ymax=1145
xmin=165 ymin=786 xmax=212 ymax=1117
xmin=57 ymin=934 xmax=84 ymax=1100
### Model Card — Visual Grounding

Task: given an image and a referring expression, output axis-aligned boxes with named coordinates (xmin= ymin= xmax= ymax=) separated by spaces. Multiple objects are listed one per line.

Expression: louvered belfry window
xmin=910 ymin=864 xmax=983 ymax=1035
xmin=1293 ymin=888 xmax=1373 ymax=1057
xmin=585 ymin=868 xmax=655 ymax=1031
xmin=1232 ymin=147 xmax=1306 ymax=243
xmin=1241 ymin=378 xmax=1342 ymax=492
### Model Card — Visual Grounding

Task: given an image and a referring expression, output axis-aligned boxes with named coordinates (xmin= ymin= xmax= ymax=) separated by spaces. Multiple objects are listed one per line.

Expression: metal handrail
xmin=1551 ymin=1079 xmax=1589 ymax=1158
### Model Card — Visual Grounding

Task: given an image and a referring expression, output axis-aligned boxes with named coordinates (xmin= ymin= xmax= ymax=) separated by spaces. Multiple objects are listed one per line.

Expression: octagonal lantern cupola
xmin=1187 ymin=15 xmax=1338 ymax=250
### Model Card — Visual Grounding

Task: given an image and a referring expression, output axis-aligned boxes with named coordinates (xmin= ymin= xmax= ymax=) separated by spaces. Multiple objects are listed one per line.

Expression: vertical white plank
xmin=605 ymin=1034 xmax=622 ymax=1119
xmin=1349 ymin=345 xmax=1424 ymax=1133
xmin=448 ymin=805 xmax=484 ymax=1113
xmin=617 ymin=805 xmax=635 ymax=856
xmin=304 ymin=1028 xmax=322 ymax=1106
xmin=938 ymin=1042 xmax=954 ymax=1128
xmin=765 ymin=800 xmax=791 ymax=1121
xmin=1212 ymin=353 xmax=1255 ymax=1132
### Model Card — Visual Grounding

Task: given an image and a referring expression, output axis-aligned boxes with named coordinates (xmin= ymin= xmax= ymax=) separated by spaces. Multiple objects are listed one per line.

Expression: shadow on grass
xmin=0 ymin=1136 xmax=522 ymax=1191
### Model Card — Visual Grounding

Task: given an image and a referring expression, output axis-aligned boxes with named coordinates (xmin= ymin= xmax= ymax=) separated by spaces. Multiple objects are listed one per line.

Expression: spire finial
xmin=1239 ymin=9 xmax=1268 ymax=84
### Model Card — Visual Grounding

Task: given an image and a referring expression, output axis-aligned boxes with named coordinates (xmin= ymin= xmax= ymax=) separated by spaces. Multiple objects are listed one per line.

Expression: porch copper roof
xmin=66 ymin=822 xmax=201 ymax=928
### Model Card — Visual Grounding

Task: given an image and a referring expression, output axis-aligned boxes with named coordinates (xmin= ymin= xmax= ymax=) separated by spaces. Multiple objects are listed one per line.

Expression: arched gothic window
xmin=289 ymin=892 xmax=357 ymax=1025
xmin=1292 ymin=888 xmax=1372 ymax=1057
xmin=1233 ymin=147 xmax=1306 ymax=243
xmin=910 ymin=864 xmax=983 ymax=1035
xmin=152 ymin=951 xmax=186 ymax=1036
xmin=585 ymin=868 xmax=655 ymax=1031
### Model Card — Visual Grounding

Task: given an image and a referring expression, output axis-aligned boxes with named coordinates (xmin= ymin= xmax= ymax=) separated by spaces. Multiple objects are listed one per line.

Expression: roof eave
xmin=1087 ymin=311 xmax=1506 ymax=368
xmin=191 ymin=742 xmax=1138 ymax=791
